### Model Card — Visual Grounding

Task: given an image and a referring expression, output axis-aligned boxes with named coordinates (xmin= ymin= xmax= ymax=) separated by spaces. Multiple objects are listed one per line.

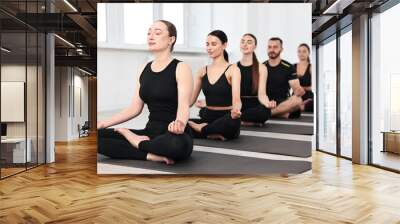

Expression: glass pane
xmin=1 ymin=30 xmax=27 ymax=177
xmin=371 ymin=4 xmax=400 ymax=171
xmin=340 ymin=30 xmax=352 ymax=158
xmin=98 ymin=3 xmax=106 ymax=42
xmin=27 ymin=31 xmax=38 ymax=169
xmin=318 ymin=37 xmax=337 ymax=154
xmin=162 ymin=3 xmax=184 ymax=45
xmin=124 ymin=3 xmax=153 ymax=44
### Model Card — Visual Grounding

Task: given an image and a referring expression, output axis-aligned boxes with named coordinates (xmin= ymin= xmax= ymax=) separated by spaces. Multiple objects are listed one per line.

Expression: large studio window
xmin=124 ymin=3 xmax=154 ymax=45
xmin=161 ymin=3 xmax=184 ymax=45
xmin=97 ymin=3 xmax=106 ymax=42
xmin=317 ymin=36 xmax=337 ymax=155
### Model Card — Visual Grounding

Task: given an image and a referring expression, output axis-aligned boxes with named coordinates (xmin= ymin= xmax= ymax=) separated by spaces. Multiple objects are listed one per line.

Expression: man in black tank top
xmin=263 ymin=37 xmax=305 ymax=119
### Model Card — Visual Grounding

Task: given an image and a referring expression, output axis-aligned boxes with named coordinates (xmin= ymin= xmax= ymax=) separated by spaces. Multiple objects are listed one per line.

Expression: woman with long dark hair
xmin=97 ymin=20 xmax=194 ymax=165
xmin=188 ymin=30 xmax=242 ymax=141
xmin=294 ymin=43 xmax=313 ymax=112
xmin=238 ymin=33 xmax=275 ymax=126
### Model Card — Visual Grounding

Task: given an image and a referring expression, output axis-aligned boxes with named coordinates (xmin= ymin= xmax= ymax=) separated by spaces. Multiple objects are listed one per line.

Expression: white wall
xmin=55 ymin=67 xmax=89 ymax=141
xmin=55 ymin=67 xmax=68 ymax=141
xmin=72 ymin=73 xmax=89 ymax=138
xmin=98 ymin=3 xmax=311 ymax=113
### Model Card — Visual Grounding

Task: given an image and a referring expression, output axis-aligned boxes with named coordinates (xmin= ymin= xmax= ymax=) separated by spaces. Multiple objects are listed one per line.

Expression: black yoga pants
xmin=98 ymin=121 xmax=193 ymax=161
xmin=190 ymin=108 xmax=240 ymax=140
xmin=240 ymin=97 xmax=271 ymax=124
xmin=302 ymin=90 xmax=314 ymax=112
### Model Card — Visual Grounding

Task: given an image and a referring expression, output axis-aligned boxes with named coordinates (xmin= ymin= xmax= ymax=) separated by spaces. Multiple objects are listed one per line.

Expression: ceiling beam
xmin=322 ymin=0 xmax=356 ymax=14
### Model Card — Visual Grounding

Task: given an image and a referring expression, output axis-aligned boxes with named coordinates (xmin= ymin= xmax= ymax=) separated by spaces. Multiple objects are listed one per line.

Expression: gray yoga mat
xmin=98 ymin=152 xmax=311 ymax=174
xmin=241 ymin=123 xmax=313 ymax=135
xmin=270 ymin=115 xmax=314 ymax=123
xmin=194 ymin=135 xmax=311 ymax=158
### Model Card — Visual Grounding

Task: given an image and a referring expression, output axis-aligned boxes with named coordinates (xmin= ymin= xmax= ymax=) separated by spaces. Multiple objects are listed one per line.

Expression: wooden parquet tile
xmin=1 ymin=135 xmax=400 ymax=223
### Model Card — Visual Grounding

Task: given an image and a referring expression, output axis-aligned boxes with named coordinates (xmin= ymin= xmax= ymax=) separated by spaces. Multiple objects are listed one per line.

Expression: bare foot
xmin=147 ymin=153 xmax=175 ymax=165
xmin=207 ymin=134 xmax=227 ymax=141
xmin=303 ymin=98 xmax=312 ymax=105
xmin=114 ymin=128 xmax=150 ymax=148
xmin=280 ymin=173 xmax=289 ymax=178
xmin=241 ymin=121 xmax=265 ymax=127
xmin=241 ymin=121 xmax=255 ymax=126
xmin=188 ymin=121 xmax=207 ymax=133
xmin=279 ymin=113 xmax=290 ymax=119
xmin=299 ymin=104 xmax=305 ymax=112
xmin=299 ymin=99 xmax=311 ymax=112
xmin=134 ymin=135 xmax=150 ymax=147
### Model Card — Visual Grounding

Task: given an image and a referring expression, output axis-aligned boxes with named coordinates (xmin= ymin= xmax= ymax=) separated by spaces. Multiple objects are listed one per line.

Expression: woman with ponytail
xmin=188 ymin=30 xmax=242 ymax=141
xmin=238 ymin=34 xmax=275 ymax=126
xmin=294 ymin=43 xmax=313 ymax=113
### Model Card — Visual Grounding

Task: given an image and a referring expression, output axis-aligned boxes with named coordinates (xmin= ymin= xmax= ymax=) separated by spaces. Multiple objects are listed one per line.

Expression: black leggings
xmin=302 ymin=90 xmax=314 ymax=112
xmin=98 ymin=121 xmax=193 ymax=161
xmin=288 ymin=91 xmax=314 ymax=118
xmin=240 ymin=97 xmax=271 ymax=124
xmin=190 ymin=108 xmax=240 ymax=140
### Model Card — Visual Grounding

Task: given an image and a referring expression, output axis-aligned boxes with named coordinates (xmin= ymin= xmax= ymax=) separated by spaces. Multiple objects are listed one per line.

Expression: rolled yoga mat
xmin=193 ymin=135 xmax=311 ymax=158
xmin=241 ymin=123 xmax=313 ymax=135
xmin=97 ymin=151 xmax=311 ymax=175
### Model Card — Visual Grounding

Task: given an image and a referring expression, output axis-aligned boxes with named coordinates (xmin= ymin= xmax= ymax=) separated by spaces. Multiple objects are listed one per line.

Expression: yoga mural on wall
xmin=97 ymin=3 xmax=314 ymax=174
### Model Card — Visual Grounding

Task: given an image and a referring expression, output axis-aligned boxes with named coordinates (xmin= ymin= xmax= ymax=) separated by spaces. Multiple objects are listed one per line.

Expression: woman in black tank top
xmin=295 ymin=43 xmax=313 ymax=113
xmin=237 ymin=33 xmax=275 ymax=126
xmin=97 ymin=20 xmax=193 ymax=165
xmin=188 ymin=30 xmax=242 ymax=141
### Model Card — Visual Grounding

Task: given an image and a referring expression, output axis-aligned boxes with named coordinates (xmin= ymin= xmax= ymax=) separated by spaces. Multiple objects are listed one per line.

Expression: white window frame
xmin=159 ymin=3 xmax=188 ymax=49
xmin=97 ymin=3 xmax=107 ymax=43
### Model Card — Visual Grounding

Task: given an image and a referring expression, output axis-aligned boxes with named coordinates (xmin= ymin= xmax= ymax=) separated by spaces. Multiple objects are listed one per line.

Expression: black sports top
xmin=294 ymin=63 xmax=312 ymax=87
xmin=201 ymin=65 xmax=232 ymax=107
xmin=139 ymin=59 xmax=180 ymax=123
xmin=263 ymin=59 xmax=297 ymax=100
xmin=237 ymin=61 xmax=256 ymax=97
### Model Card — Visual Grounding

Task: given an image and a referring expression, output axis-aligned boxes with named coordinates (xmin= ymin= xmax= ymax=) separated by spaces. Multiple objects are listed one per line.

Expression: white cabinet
xmin=1 ymin=138 xmax=32 ymax=163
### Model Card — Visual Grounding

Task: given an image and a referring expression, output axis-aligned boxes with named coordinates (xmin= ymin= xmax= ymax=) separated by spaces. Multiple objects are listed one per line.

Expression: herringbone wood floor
xmin=1 ymin=134 xmax=400 ymax=224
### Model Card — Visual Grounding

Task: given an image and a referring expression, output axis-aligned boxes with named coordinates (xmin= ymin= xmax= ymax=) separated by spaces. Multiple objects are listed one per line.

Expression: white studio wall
xmin=97 ymin=49 xmax=149 ymax=112
xmin=246 ymin=4 xmax=311 ymax=63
